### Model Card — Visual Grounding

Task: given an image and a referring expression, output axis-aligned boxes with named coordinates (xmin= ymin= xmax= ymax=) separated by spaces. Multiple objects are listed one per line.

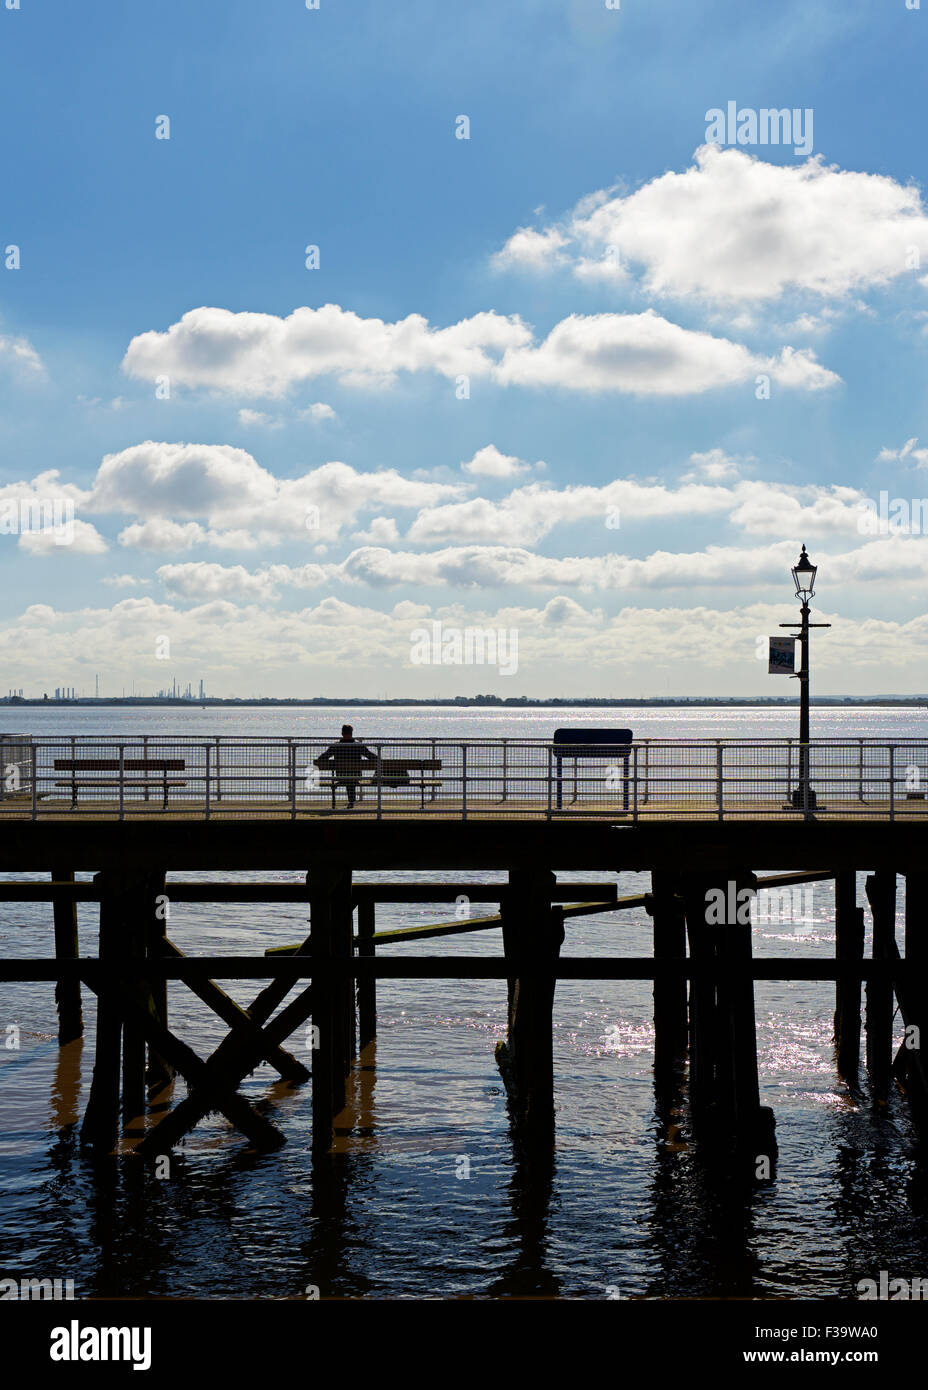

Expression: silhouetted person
xmin=315 ymin=725 xmax=378 ymax=808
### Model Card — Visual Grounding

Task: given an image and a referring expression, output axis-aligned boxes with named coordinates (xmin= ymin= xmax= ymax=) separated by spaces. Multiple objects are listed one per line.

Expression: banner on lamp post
xmin=768 ymin=636 xmax=796 ymax=674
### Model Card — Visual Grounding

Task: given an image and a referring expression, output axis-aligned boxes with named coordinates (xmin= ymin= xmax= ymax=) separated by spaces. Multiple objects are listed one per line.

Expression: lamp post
xmin=781 ymin=545 xmax=830 ymax=812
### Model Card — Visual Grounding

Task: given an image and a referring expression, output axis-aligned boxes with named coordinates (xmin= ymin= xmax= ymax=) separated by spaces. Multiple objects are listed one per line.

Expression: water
xmin=2 ymin=705 xmax=927 ymax=1301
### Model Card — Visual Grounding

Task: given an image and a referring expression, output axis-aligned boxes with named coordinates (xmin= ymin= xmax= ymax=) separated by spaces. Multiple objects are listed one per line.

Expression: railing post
xmin=31 ymin=746 xmax=38 ymax=820
xmin=546 ymin=746 xmax=552 ymax=821
xmin=501 ymin=738 xmax=508 ymax=802
xmin=889 ymin=744 xmax=895 ymax=822
xmin=716 ymin=741 xmax=723 ymax=821
xmin=204 ymin=743 xmax=211 ymax=820
xmin=289 ymin=741 xmax=297 ymax=820
xmin=376 ymin=743 xmax=383 ymax=821
xmin=858 ymin=738 xmax=864 ymax=803
xmin=461 ymin=744 xmax=467 ymax=821
xmin=143 ymin=733 xmax=150 ymax=802
xmin=215 ymin=736 xmax=222 ymax=802
xmin=632 ymin=745 xmax=639 ymax=823
xmin=118 ymin=744 xmax=125 ymax=822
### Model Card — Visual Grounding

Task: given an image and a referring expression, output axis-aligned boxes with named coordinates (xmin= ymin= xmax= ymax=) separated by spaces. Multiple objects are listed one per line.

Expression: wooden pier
xmin=1 ymin=735 xmax=927 ymax=1172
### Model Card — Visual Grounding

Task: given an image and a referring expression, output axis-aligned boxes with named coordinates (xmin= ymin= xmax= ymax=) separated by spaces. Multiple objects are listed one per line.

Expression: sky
xmin=1 ymin=0 xmax=928 ymax=698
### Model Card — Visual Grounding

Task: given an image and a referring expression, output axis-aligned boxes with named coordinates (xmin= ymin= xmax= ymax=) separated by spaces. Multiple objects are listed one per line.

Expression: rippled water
xmin=2 ymin=705 xmax=927 ymax=1300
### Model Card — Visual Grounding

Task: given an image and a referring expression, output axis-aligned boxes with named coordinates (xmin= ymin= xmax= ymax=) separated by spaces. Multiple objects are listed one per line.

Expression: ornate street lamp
xmin=781 ymin=545 xmax=830 ymax=812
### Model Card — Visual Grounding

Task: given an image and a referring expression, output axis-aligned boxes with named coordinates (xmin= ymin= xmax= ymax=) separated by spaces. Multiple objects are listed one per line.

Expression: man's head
xmin=341 ymin=724 xmax=353 ymax=739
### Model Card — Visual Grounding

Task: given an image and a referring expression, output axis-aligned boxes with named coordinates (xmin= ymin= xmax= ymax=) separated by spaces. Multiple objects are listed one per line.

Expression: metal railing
xmin=2 ymin=735 xmax=928 ymax=822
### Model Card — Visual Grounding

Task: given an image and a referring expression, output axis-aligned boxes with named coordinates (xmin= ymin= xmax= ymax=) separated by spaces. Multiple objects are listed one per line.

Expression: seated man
xmin=314 ymin=724 xmax=378 ymax=808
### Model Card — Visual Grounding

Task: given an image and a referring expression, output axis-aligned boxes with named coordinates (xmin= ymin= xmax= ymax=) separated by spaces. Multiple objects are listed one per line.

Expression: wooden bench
xmin=316 ymin=758 xmax=442 ymax=809
xmin=53 ymin=758 xmax=186 ymax=809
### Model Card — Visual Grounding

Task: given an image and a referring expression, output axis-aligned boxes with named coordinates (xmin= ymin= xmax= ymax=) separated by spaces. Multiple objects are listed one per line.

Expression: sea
xmin=1 ymin=704 xmax=927 ymax=1301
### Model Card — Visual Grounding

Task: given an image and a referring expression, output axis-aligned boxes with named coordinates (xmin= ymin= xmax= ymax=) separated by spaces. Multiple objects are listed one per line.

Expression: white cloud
xmin=496 ymin=145 xmax=928 ymax=305
xmin=89 ymin=444 xmax=467 ymax=546
xmin=299 ymin=402 xmax=337 ymax=423
xmin=237 ymin=408 xmax=282 ymax=429
xmin=494 ymin=311 xmax=840 ymax=396
xmin=18 ymin=519 xmax=107 ymax=555
xmin=877 ymin=437 xmax=928 ymax=468
xmin=491 ymin=225 xmax=569 ymax=272
xmin=461 ymin=445 xmax=531 ymax=479
xmin=122 ymin=304 xmax=532 ymax=395
xmin=6 ymin=591 xmax=928 ymax=694
xmin=681 ymin=449 xmax=746 ymax=482
xmin=0 ymin=332 xmax=44 ymax=377
xmin=103 ymin=573 xmax=150 ymax=588
xmin=121 ymin=300 xmax=834 ymax=400
xmin=351 ymin=516 xmax=400 ymax=545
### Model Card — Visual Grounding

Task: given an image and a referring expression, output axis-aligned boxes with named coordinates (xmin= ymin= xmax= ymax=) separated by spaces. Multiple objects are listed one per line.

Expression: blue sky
xmin=2 ymin=0 xmax=928 ymax=697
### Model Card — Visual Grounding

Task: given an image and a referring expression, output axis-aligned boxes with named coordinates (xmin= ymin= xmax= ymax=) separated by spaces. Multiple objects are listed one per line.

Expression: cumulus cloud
xmin=18 ymin=519 xmax=107 ymax=555
xmin=122 ymin=304 xmax=532 ymax=395
xmin=88 ymin=444 xmax=467 ymax=545
xmin=495 ymin=145 xmax=928 ymax=305
xmin=6 ymin=590 xmax=928 ymax=693
xmin=121 ymin=300 xmax=835 ymax=400
xmin=461 ymin=445 xmax=531 ymax=479
xmin=494 ymin=311 xmax=840 ymax=395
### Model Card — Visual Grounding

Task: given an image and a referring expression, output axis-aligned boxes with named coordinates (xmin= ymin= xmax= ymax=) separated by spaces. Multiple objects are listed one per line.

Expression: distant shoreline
xmin=2 ymin=697 xmax=927 ymax=710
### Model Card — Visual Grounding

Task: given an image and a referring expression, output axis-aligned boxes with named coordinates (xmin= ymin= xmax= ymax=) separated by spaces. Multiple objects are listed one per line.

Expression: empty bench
xmin=551 ymin=728 xmax=633 ymax=811
xmin=53 ymin=758 xmax=187 ymax=809
xmin=316 ymin=758 xmax=442 ymax=809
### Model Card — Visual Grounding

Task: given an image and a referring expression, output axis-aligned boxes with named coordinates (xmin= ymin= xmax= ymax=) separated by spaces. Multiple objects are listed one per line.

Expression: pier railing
xmin=2 ymin=735 xmax=928 ymax=821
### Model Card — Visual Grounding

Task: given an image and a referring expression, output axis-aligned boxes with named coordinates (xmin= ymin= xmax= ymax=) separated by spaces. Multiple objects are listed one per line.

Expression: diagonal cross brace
xmin=79 ymin=971 xmax=287 ymax=1153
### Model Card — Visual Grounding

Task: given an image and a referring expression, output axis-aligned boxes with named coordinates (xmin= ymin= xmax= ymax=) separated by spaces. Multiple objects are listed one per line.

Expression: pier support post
xmin=682 ymin=872 xmax=775 ymax=1162
xmin=646 ymin=873 xmax=688 ymax=1078
xmin=899 ymin=870 xmax=928 ymax=1127
xmin=308 ymin=860 xmax=352 ymax=1151
xmin=145 ymin=870 xmax=175 ymax=1088
xmin=834 ymin=871 xmax=864 ymax=1082
xmin=356 ymin=896 xmax=377 ymax=1049
xmin=865 ymin=871 xmax=896 ymax=1098
xmin=496 ymin=869 xmax=562 ymax=1140
xmin=80 ymin=871 xmax=126 ymax=1152
xmin=52 ymin=868 xmax=83 ymax=1044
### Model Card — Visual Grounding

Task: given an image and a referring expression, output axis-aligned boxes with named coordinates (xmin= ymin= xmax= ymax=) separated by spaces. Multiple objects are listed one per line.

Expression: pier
xmin=1 ymin=734 xmax=927 ymax=1168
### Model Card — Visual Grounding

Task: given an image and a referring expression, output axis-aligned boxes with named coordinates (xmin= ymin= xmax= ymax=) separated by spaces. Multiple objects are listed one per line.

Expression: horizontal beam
xmin=0 ymin=879 xmax=620 ymax=904
xmin=0 ymin=956 xmax=918 ymax=983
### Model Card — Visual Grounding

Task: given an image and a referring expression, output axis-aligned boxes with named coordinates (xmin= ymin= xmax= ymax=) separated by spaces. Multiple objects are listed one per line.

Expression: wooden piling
xmin=646 ymin=873 xmax=688 ymax=1077
xmin=356 ymin=896 xmax=376 ymax=1049
xmin=496 ymin=869 xmax=562 ymax=1140
xmin=121 ymin=885 xmax=147 ymax=1129
xmin=80 ymin=871 xmax=124 ymax=1153
xmin=887 ymin=869 xmax=928 ymax=1128
xmin=834 ymin=870 xmax=864 ymax=1082
xmin=308 ymin=861 xmax=352 ymax=1150
xmin=865 ymin=871 xmax=896 ymax=1097
xmin=682 ymin=872 xmax=774 ymax=1159
xmin=51 ymin=867 xmax=82 ymax=1044
xmin=144 ymin=870 xmax=175 ymax=1087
